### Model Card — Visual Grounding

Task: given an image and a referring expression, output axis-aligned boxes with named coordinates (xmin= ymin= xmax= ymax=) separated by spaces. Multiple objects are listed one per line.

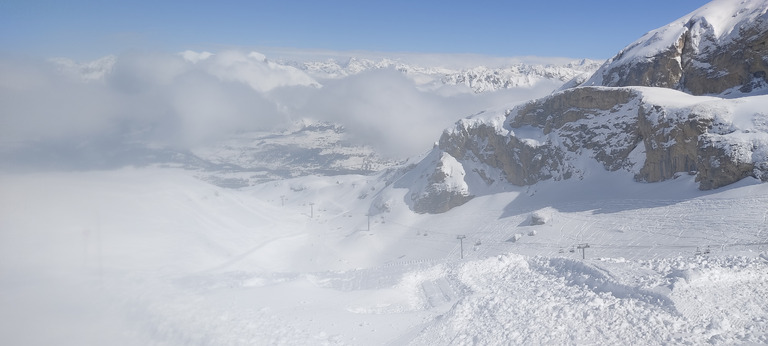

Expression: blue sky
xmin=2 ymin=0 xmax=710 ymax=60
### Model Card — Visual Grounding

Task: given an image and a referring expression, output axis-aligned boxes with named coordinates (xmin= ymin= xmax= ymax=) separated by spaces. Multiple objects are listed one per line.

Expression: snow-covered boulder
xmin=530 ymin=209 xmax=553 ymax=226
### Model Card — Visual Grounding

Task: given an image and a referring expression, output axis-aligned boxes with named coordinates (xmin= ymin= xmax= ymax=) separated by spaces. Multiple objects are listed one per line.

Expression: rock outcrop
xmin=401 ymin=151 xmax=474 ymax=214
xmin=436 ymin=87 xmax=644 ymax=188
xmin=405 ymin=85 xmax=768 ymax=213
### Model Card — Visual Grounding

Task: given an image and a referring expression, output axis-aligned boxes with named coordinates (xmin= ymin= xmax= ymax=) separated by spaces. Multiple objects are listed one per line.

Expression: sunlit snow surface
xmin=1 ymin=167 xmax=766 ymax=345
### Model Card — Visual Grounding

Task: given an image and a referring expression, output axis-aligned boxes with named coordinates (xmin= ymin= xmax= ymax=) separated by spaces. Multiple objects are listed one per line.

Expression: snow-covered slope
xmin=2 ymin=167 xmax=766 ymax=345
xmin=583 ymin=0 xmax=768 ymax=96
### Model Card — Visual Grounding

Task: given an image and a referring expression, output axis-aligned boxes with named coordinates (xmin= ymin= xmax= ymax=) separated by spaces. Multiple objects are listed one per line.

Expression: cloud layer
xmin=0 ymin=50 xmax=559 ymax=165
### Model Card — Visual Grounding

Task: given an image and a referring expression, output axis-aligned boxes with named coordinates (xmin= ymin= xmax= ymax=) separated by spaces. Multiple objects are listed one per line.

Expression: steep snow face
xmin=583 ymin=0 xmax=768 ymax=96
xmin=406 ymin=86 xmax=768 ymax=213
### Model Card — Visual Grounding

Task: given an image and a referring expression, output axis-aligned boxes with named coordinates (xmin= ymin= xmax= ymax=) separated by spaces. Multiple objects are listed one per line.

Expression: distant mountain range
xmin=51 ymin=54 xmax=602 ymax=94
xmin=282 ymin=57 xmax=602 ymax=93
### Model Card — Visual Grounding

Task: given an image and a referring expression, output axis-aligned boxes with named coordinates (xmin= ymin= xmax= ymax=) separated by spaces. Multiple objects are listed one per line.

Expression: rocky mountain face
xmin=405 ymin=0 xmax=768 ymax=214
xmin=410 ymin=85 xmax=768 ymax=213
xmin=583 ymin=0 xmax=768 ymax=96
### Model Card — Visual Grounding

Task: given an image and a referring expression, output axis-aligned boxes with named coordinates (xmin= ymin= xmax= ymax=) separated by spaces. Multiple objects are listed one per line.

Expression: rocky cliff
xmin=408 ymin=86 xmax=768 ymax=213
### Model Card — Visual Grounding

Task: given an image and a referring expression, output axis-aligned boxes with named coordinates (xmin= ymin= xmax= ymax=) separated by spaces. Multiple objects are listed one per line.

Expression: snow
xmin=434 ymin=152 xmax=470 ymax=196
xmin=630 ymin=0 xmax=768 ymax=59
xmin=1 ymin=164 xmax=767 ymax=345
xmin=636 ymin=86 xmax=720 ymax=108
xmin=510 ymin=125 xmax=546 ymax=147
xmin=686 ymin=0 xmax=768 ymax=42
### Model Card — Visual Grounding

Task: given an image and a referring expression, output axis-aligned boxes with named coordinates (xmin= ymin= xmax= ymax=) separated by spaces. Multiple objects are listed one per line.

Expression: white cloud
xmin=203 ymin=50 xmax=320 ymax=93
xmin=0 ymin=49 xmax=560 ymax=166
xmin=292 ymin=68 xmax=450 ymax=157
xmin=179 ymin=50 xmax=214 ymax=63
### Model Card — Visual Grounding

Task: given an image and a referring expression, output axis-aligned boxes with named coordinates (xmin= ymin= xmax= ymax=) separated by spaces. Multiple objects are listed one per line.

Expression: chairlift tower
xmin=457 ymin=235 xmax=467 ymax=259
xmin=577 ymin=243 xmax=590 ymax=259
xmin=309 ymin=202 xmax=315 ymax=218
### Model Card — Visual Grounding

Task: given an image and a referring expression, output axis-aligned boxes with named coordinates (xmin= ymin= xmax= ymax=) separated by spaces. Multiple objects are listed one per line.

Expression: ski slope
xmin=1 ymin=167 xmax=766 ymax=345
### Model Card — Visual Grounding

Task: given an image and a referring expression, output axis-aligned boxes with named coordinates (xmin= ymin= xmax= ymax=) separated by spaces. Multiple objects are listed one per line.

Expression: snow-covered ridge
xmin=617 ymin=0 xmax=768 ymax=61
xmin=286 ymin=56 xmax=603 ymax=93
xmin=583 ymin=0 xmax=768 ymax=95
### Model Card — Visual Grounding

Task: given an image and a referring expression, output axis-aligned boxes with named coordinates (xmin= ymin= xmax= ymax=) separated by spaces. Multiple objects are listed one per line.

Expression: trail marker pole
xmin=309 ymin=203 xmax=314 ymax=218
xmin=457 ymin=235 xmax=466 ymax=259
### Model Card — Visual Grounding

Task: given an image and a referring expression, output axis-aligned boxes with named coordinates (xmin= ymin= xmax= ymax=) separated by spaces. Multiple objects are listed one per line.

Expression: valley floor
xmin=1 ymin=168 xmax=767 ymax=345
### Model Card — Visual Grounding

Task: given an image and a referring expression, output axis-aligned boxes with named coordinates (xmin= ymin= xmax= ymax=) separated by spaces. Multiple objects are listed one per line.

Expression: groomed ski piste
xmin=1 ymin=163 xmax=766 ymax=345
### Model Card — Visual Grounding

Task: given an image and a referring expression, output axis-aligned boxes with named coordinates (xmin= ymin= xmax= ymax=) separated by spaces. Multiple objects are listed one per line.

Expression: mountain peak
xmin=583 ymin=0 xmax=768 ymax=96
